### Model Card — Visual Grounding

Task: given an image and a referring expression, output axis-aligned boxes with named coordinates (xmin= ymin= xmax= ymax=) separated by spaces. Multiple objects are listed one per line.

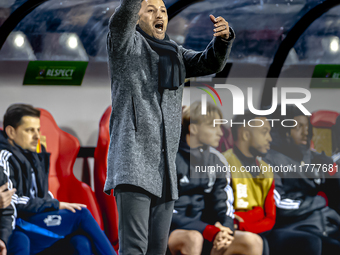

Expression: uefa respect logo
xmin=196 ymin=84 xmax=312 ymax=128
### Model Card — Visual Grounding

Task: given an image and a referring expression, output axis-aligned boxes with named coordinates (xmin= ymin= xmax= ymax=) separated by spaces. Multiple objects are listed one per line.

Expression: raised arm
xmin=179 ymin=15 xmax=235 ymax=78
xmin=107 ymin=0 xmax=143 ymax=53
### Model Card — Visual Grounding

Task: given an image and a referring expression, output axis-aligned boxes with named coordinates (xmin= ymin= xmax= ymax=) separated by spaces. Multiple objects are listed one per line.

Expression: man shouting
xmin=105 ymin=0 xmax=235 ymax=254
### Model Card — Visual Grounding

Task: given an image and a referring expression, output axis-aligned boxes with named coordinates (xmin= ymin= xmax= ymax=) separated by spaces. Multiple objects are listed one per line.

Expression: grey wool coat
xmin=104 ymin=0 xmax=235 ymax=200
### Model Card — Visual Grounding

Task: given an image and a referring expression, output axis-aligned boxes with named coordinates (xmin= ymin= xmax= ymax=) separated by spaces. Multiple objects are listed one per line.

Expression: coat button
xmin=162 ymin=148 xmax=165 ymax=153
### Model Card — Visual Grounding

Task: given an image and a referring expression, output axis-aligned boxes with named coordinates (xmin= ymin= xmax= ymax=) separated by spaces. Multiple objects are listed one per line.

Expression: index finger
xmin=0 ymin=183 xmax=8 ymax=192
xmin=209 ymin=14 xmax=216 ymax=23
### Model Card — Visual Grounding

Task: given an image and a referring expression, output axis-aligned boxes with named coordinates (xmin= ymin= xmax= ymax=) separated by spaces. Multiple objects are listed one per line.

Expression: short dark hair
xmin=231 ymin=110 xmax=264 ymax=142
xmin=3 ymin=104 xmax=40 ymax=135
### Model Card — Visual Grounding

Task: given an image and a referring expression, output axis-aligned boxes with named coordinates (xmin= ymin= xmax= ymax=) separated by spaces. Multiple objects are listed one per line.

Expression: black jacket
xmin=171 ymin=135 xmax=234 ymax=235
xmin=264 ymin=127 xmax=335 ymax=227
xmin=0 ymin=130 xmax=59 ymax=244
xmin=0 ymin=149 xmax=15 ymax=246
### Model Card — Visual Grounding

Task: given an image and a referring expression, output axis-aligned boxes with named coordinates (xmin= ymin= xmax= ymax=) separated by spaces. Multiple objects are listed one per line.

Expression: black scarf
xmin=136 ymin=25 xmax=185 ymax=90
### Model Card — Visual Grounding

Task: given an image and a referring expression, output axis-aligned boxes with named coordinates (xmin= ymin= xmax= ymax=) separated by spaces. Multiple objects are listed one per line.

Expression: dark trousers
xmin=267 ymin=207 xmax=340 ymax=255
xmin=114 ymin=183 xmax=174 ymax=255
xmin=8 ymin=230 xmax=92 ymax=255
xmin=267 ymin=229 xmax=323 ymax=255
xmin=7 ymin=208 xmax=116 ymax=255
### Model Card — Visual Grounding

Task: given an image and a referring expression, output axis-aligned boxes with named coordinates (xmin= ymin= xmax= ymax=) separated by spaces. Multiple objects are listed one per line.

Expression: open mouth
xmin=154 ymin=22 xmax=164 ymax=32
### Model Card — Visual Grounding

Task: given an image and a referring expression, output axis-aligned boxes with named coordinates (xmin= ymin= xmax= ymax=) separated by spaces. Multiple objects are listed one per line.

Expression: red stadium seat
xmin=310 ymin=110 xmax=340 ymax=156
xmin=310 ymin=110 xmax=340 ymax=205
xmin=94 ymin=106 xmax=119 ymax=252
xmin=38 ymin=108 xmax=104 ymax=229
xmin=311 ymin=110 xmax=339 ymax=128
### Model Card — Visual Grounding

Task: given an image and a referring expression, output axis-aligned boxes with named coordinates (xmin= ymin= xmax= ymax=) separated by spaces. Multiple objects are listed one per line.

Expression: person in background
xmin=264 ymin=105 xmax=340 ymax=255
xmin=0 ymin=104 xmax=116 ymax=255
xmin=168 ymin=102 xmax=263 ymax=255
xmin=223 ymin=112 xmax=274 ymax=255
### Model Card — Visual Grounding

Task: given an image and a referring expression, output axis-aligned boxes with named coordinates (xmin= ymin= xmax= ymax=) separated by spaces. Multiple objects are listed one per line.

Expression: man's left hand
xmin=59 ymin=202 xmax=87 ymax=213
xmin=210 ymin=15 xmax=230 ymax=39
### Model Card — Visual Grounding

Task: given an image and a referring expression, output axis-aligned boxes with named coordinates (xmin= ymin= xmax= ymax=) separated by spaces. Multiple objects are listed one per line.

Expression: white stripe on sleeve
xmin=274 ymin=189 xmax=301 ymax=209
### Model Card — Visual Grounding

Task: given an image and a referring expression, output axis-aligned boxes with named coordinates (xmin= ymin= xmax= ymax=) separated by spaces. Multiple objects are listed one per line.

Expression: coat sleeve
xmin=107 ymin=0 xmax=142 ymax=53
xmin=5 ymin=155 xmax=59 ymax=216
xmin=178 ymin=28 xmax=235 ymax=78
xmin=0 ymin=205 xmax=15 ymax=246
xmin=13 ymin=193 xmax=59 ymax=216
xmin=273 ymin=172 xmax=325 ymax=219
xmin=236 ymin=181 xmax=276 ymax=233
xmin=0 ymin=185 xmax=15 ymax=245
xmin=171 ymin=196 xmax=209 ymax=233
xmin=263 ymin=152 xmax=326 ymax=219
xmin=0 ymin=151 xmax=15 ymax=245
xmin=209 ymin=152 xmax=234 ymax=232
xmin=171 ymin=197 xmax=221 ymax=242
xmin=210 ymin=172 xmax=234 ymax=232
xmin=172 ymin=152 xmax=222 ymax=242
xmin=171 ymin=175 xmax=234 ymax=240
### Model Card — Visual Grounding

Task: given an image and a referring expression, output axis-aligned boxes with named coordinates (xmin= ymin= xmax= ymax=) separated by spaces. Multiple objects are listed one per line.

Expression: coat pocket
xmin=131 ymin=96 xmax=137 ymax=131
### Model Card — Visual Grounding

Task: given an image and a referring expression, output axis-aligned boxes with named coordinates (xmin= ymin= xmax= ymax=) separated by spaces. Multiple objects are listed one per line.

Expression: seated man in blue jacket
xmin=0 ymin=104 xmax=116 ymax=255
xmin=168 ymin=102 xmax=263 ymax=255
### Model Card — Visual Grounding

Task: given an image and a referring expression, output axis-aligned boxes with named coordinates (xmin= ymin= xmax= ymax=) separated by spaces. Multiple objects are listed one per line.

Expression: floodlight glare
xmin=67 ymin=36 xmax=78 ymax=49
xmin=330 ymin=37 xmax=339 ymax=52
xmin=14 ymin=34 xmax=24 ymax=47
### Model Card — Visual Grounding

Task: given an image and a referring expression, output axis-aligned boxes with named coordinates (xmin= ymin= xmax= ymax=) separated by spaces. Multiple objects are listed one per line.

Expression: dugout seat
xmin=94 ymin=106 xmax=119 ymax=252
xmin=310 ymin=110 xmax=340 ymax=206
xmin=310 ymin=110 xmax=340 ymax=156
xmin=38 ymin=108 xmax=103 ymax=229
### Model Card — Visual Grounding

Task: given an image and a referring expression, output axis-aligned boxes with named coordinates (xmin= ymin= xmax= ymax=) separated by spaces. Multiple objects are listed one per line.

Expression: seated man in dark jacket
xmin=0 ymin=104 xmax=116 ymax=255
xmin=264 ymin=105 xmax=340 ymax=255
xmin=168 ymin=102 xmax=263 ymax=255
xmin=223 ymin=112 xmax=275 ymax=255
